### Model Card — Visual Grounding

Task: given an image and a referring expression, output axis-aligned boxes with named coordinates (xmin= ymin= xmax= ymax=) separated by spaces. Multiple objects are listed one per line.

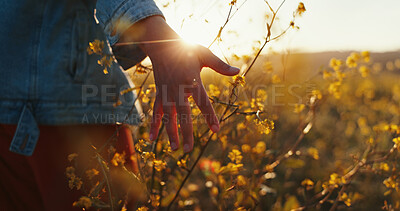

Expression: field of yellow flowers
xmin=68 ymin=1 xmax=400 ymax=210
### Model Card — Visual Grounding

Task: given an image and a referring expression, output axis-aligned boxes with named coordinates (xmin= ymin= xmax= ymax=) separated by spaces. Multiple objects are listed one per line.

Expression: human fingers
xmin=175 ymin=95 xmax=194 ymax=153
xmin=192 ymin=83 xmax=220 ymax=133
xmin=162 ymin=93 xmax=179 ymax=151
xmin=198 ymin=46 xmax=240 ymax=76
xmin=149 ymin=90 xmax=163 ymax=141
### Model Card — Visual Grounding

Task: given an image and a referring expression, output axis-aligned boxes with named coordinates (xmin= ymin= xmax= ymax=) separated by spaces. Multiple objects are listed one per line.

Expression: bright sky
xmin=156 ymin=0 xmax=400 ymax=55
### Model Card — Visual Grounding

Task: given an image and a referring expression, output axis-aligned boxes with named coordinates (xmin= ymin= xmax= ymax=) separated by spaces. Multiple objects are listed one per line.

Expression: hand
xmin=119 ymin=16 xmax=240 ymax=153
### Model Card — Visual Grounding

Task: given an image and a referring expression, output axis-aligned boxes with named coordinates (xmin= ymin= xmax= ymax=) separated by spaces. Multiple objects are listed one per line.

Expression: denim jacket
xmin=0 ymin=0 xmax=163 ymax=156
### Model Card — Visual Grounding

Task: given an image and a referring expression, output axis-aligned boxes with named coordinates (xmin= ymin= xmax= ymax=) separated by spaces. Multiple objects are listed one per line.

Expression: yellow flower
xmin=237 ymin=175 xmax=247 ymax=186
xmin=241 ymin=144 xmax=251 ymax=153
xmin=97 ymin=55 xmax=114 ymax=74
xmin=233 ymin=75 xmax=246 ymax=87
xmin=153 ymin=160 xmax=167 ymax=171
xmin=68 ymin=175 xmax=83 ymax=190
xmin=263 ymin=61 xmax=273 ymax=73
xmin=307 ymin=147 xmax=319 ymax=160
xmin=228 ymin=149 xmax=243 ymax=164
xmin=271 ymin=74 xmax=281 ymax=84
xmin=328 ymin=173 xmax=346 ymax=188
xmin=328 ymin=81 xmax=342 ymax=99
xmin=311 ymin=89 xmax=322 ymax=100
xmin=392 ymin=137 xmax=400 ymax=145
xmin=379 ymin=163 xmax=390 ymax=172
xmin=253 ymin=141 xmax=266 ymax=155
xmin=226 ymin=162 xmax=243 ymax=175
xmin=359 ymin=65 xmax=370 ymax=77
xmin=87 ymin=39 xmax=104 ymax=55
xmin=346 ymin=54 xmax=358 ymax=68
xmin=67 ymin=153 xmax=78 ymax=162
xmin=208 ymin=84 xmax=221 ymax=96
xmin=111 ymin=152 xmax=126 ymax=166
xmin=85 ymin=169 xmax=99 ymax=180
xmin=254 ymin=119 xmax=275 ymax=135
xmin=177 ymin=158 xmax=187 ymax=168
xmin=383 ymin=177 xmax=397 ymax=189
xmin=293 ymin=104 xmax=305 ymax=113
xmin=73 ymin=196 xmax=92 ymax=209
xmin=361 ymin=51 xmax=370 ymax=62
xmin=66 ymin=166 xmax=75 ymax=178
xmin=150 ymin=194 xmax=160 ymax=207
xmin=323 ymin=70 xmax=332 ymax=80
xmin=296 ymin=2 xmax=306 ymax=15
xmin=142 ymin=151 xmax=155 ymax=163
xmin=136 ymin=206 xmax=149 ymax=211
xmin=290 ymin=21 xmax=295 ymax=28
xmin=135 ymin=139 xmax=147 ymax=153
xmin=236 ymin=122 xmax=246 ymax=131
xmin=340 ymin=192 xmax=352 ymax=207
xmin=229 ymin=0 xmax=237 ymax=6
xmin=301 ymin=179 xmax=314 ymax=187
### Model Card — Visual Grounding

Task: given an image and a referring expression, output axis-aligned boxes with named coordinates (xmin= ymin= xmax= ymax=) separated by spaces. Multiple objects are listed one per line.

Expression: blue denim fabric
xmin=0 ymin=0 xmax=163 ymax=156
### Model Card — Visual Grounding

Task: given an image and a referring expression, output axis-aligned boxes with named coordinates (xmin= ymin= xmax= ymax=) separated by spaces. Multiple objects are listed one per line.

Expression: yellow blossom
xmin=308 ymin=147 xmax=319 ymax=160
xmin=68 ymin=175 xmax=83 ymax=190
xmin=135 ymin=139 xmax=147 ymax=153
xmin=383 ymin=177 xmax=397 ymax=189
xmin=392 ymin=137 xmax=400 ymax=145
xmin=97 ymin=55 xmax=113 ymax=74
xmin=293 ymin=104 xmax=305 ymax=113
xmin=301 ymin=179 xmax=314 ymax=187
xmin=150 ymin=194 xmax=160 ymax=207
xmin=340 ymin=192 xmax=352 ymax=207
xmin=236 ymin=175 xmax=247 ymax=186
xmin=228 ymin=149 xmax=243 ymax=164
xmin=208 ymin=84 xmax=221 ymax=96
xmin=328 ymin=81 xmax=341 ymax=99
xmin=254 ymin=119 xmax=275 ymax=134
xmin=253 ymin=141 xmax=267 ymax=155
xmin=271 ymin=74 xmax=281 ymax=84
xmin=87 ymin=39 xmax=104 ymax=55
xmin=85 ymin=169 xmax=99 ymax=180
xmin=153 ymin=160 xmax=167 ymax=171
xmin=241 ymin=144 xmax=251 ymax=153
xmin=328 ymin=173 xmax=346 ymax=188
xmin=380 ymin=163 xmax=390 ymax=172
xmin=359 ymin=65 xmax=370 ymax=77
xmin=233 ymin=75 xmax=246 ymax=87
xmin=73 ymin=196 xmax=92 ymax=209
xmin=66 ymin=166 xmax=75 ymax=178
xmin=361 ymin=51 xmax=370 ymax=62
xmin=296 ymin=2 xmax=306 ymax=15
xmin=177 ymin=158 xmax=187 ymax=168
xmin=311 ymin=89 xmax=322 ymax=100
xmin=329 ymin=58 xmax=342 ymax=71
xmin=67 ymin=153 xmax=78 ymax=162
xmin=346 ymin=54 xmax=358 ymax=68
xmin=226 ymin=162 xmax=243 ymax=175
xmin=142 ymin=152 xmax=155 ymax=163
xmin=323 ymin=70 xmax=332 ymax=80
xmin=111 ymin=152 xmax=126 ymax=166
xmin=263 ymin=61 xmax=273 ymax=72
xmin=136 ymin=206 xmax=149 ymax=211
xmin=236 ymin=122 xmax=246 ymax=131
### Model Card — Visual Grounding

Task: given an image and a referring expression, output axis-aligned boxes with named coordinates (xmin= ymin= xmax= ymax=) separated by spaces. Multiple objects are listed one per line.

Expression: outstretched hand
xmin=119 ymin=16 xmax=240 ymax=153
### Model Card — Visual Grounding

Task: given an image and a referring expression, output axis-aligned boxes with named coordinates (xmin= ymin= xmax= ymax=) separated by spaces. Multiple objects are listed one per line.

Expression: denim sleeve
xmin=96 ymin=0 xmax=164 ymax=46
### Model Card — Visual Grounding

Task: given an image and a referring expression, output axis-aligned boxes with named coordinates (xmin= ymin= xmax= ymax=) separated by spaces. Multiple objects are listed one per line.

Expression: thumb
xmin=198 ymin=46 xmax=240 ymax=76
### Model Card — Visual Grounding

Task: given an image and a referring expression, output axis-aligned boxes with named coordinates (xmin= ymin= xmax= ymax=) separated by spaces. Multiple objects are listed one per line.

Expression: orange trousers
xmin=0 ymin=124 xmax=137 ymax=211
